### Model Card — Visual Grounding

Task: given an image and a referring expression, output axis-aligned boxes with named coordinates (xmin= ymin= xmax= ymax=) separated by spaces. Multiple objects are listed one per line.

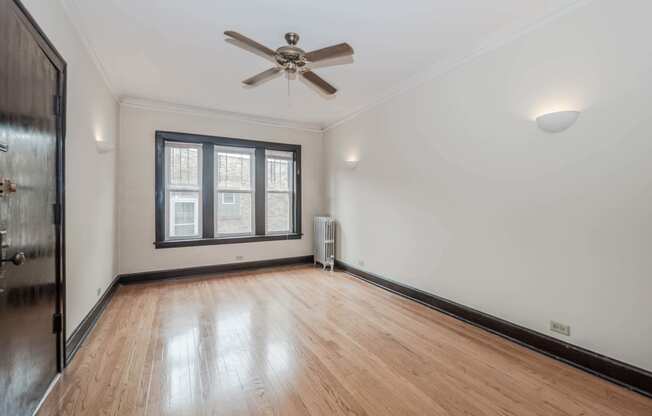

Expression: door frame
xmin=11 ymin=0 xmax=67 ymax=372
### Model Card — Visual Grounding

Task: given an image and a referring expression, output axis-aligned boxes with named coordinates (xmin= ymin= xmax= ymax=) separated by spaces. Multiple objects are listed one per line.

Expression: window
xmin=155 ymin=131 xmax=301 ymax=248
xmin=266 ymin=150 xmax=294 ymax=234
xmin=165 ymin=142 xmax=202 ymax=239
xmin=215 ymin=146 xmax=254 ymax=236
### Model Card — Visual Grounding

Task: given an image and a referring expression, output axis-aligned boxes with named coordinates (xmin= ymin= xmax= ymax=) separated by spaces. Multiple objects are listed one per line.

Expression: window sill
xmin=154 ymin=233 xmax=302 ymax=249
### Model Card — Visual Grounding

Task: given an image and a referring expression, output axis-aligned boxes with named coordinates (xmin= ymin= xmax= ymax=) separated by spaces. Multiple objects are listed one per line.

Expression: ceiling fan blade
xmin=304 ymin=43 xmax=354 ymax=63
xmin=224 ymin=31 xmax=276 ymax=59
xmin=243 ymin=67 xmax=282 ymax=86
xmin=302 ymin=70 xmax=337 ymax=95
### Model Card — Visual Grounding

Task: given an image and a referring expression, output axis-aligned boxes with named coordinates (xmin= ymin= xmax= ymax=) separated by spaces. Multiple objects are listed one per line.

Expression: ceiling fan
xmin=224 ymin=31 xmax=354 ymax=96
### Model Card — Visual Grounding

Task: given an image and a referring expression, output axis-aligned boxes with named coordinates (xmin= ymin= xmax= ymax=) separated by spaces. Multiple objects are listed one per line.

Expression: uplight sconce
xmin=344 ymin=159 xmax=359 ymax=169
xmin=95 ymin=138 xmax=114 ymax=154
xmin=536 ymin=110 xmax=580 ymax=133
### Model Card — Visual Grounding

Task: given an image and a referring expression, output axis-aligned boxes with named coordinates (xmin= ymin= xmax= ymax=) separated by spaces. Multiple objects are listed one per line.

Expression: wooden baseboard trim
xmin=335 ymin=259 xmax=652 ymax=399
xmin=118 ymin=255 xmax=314 ymax=285
xmin=65 ymin=275 xmax=120 ymax=366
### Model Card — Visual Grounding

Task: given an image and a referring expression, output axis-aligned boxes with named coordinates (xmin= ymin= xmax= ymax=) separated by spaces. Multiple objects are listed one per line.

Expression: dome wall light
xmin=536 ymin=110 xmax=580 ymax=133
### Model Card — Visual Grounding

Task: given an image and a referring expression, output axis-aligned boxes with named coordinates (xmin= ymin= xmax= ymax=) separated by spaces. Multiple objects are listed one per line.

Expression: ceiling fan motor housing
xmin=276 ymin=33 xmax=306 ymax=71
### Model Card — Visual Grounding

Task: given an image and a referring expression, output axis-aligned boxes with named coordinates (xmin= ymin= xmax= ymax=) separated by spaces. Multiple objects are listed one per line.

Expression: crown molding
xmin=60 ymin=0 xmax=118 ymax=101
xmin=323 ymin=0 xmax=594 ymax=132
xmin=60 ymin=0 xmax=592 ymax=133
xmin=120 ymin=97 xmax=325 ymax=133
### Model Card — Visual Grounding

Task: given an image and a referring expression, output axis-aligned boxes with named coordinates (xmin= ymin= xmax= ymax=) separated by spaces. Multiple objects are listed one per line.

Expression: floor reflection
xmin=162 ymin=301 xmax=293 ymax=413
xmin=165 ymin=328 xmax=197 ymax=411
xmin=162 ymin=289 xmax=302 ymax=414
xmin=266 ymin=341 xmax=292 ymax=378
xmin=215 ymin=309 xmax=252 ymax=395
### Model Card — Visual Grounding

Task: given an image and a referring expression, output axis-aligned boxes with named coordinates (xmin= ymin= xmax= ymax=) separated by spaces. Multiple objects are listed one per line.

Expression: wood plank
xmin=38 ymin=266 xmax=652 ymax=415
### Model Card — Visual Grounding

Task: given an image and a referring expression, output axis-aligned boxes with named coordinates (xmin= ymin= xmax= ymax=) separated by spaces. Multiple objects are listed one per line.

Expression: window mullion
xmin=255 ymin=147 xmax=266 ymax=236
xmin=293 ymin=149 xmax=301 ymax=236
xmin=202 ymin=142 xmax=214 ymax=239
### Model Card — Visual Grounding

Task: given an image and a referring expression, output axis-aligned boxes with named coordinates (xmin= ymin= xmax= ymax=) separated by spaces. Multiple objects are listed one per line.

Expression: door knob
xmin=2 ymin=252 xmax=25 ymax=266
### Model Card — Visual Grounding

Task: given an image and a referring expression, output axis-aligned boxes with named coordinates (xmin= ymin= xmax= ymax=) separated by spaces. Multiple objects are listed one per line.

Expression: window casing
xmin=155 ymin=131 xmax=301 ymax=248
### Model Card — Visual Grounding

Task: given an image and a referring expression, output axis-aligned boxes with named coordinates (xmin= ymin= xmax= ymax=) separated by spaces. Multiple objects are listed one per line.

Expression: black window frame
xmin=155 ymin=130 xmax=302 ymax=249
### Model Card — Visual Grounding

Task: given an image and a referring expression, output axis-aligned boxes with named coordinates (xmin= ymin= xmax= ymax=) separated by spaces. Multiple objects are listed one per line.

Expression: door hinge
xmin=53 ymin=203 xmax=61 ymax=226
xmin=52 ymin=312 xmax=62 ymax=334
xmin=53 ymin=95 xmax=62 ymax=116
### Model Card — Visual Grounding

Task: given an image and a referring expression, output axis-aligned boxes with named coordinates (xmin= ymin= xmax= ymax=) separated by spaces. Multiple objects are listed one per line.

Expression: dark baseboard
xmin=65 ymin=274 xmax=120 ymax=366
xmin=118 ymin=255 xmax=314 ymax=285
xmin=335 ymin=259 xmax=652 ymax=399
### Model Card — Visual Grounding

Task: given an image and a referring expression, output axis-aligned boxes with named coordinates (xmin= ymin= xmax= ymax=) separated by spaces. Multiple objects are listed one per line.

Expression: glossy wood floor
xmin=39 ymin=266 xmax=652 ymax=415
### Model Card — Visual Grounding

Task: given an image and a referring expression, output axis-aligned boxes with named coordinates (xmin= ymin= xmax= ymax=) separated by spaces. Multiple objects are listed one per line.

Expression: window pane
xmin=266 ymin=152 xmax=293 ymax=192
xmin=169 ymin=146 xmax=199 ymax=186
xmin=216 ymin=149 xmax=253 ymax=190
xmin=222 ymin=193 xmax=235 ymax=204
xmin=267 ymin=192 xmax=291 ymax=233
xmin=169 ymin=191 xmax=199 ymax=237
xmin=216 ymin=192 xmax=252 ymax=235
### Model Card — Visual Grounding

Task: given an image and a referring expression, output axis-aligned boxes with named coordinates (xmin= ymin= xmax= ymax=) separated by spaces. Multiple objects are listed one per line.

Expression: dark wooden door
xmin=0 ymin=1 xmax=64 ymax=415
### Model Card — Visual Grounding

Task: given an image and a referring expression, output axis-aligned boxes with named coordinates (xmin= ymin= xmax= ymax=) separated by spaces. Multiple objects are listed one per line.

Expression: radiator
xmin=314 ymin=216 xmax=335 ymax=271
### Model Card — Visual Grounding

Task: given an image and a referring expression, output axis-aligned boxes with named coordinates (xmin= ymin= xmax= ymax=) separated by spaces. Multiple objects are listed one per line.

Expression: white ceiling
xmin=64 ymin=0 xmax=579 ymax=129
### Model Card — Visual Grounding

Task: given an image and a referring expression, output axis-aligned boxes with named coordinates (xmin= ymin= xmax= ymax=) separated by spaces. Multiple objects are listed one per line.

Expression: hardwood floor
xmin=39 ymin=266 xmax=652 ymax=415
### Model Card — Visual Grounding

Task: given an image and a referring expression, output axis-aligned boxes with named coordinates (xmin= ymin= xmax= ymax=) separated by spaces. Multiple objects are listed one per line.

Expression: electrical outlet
xmin=97 ymin=288 xmax=101 ymax=297
xmin=236 ymin=255 xmax=244 ymax=261
xmin=550 ymin=320 xmax=571 ymax=336
xmin=358 ymin=260 xmax=365 ymax=267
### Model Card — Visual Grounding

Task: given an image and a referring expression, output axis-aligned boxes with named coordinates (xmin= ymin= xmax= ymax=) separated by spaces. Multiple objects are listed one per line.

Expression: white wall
xmin=118 ymin=104 xmax=323 ymax=274
xmin=22 ymin=0 xmax=119 ymax=337
xmin=324 ymin=0 xmax=652 ymax=371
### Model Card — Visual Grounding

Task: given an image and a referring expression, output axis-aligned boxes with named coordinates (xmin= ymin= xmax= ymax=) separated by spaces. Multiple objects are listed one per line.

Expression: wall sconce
xmin=344 ymin=159 xmax=359 ymax=169
xmin=95 ymin=138 xmax=114 ymax=154
xmin=536 ymin=111 xmax=580 ymax=133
